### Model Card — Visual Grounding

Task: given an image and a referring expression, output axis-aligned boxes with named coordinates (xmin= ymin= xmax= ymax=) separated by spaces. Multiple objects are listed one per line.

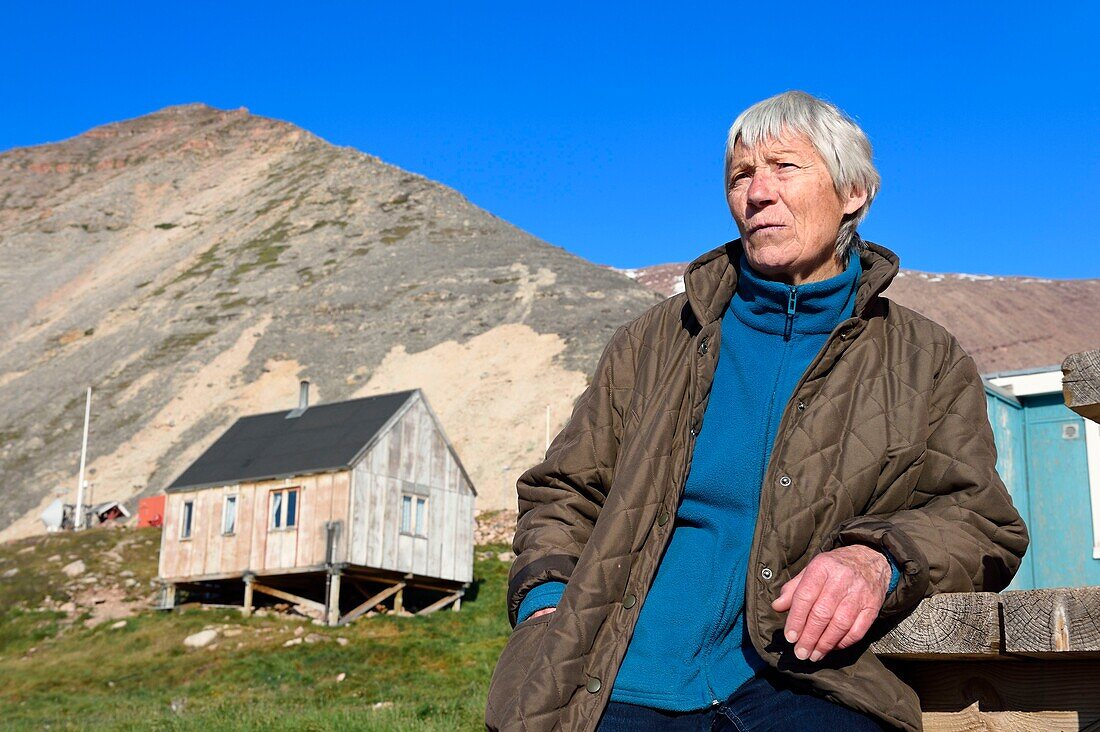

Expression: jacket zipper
xmin=744 ymin=315 xmax=865 ymax=660
xmin=699 ymin=289 xmax=798 ymax=703
xmin=783 ymin=286 xmax=798 ymax=341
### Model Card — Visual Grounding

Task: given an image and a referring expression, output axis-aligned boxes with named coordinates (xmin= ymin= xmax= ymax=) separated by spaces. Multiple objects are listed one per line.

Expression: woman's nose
xmin=747 ymin=170 xmax=778 ymax=207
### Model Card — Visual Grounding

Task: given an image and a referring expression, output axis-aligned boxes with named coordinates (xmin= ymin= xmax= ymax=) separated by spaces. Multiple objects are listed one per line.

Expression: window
xmin=180 ymin=500 xmax=194 ymax=539
xmin=222 ymin=495 xmax=238 ymax=535
xmin=400 ymin=494 xmax=427 ymax=536
xmin=271 ymin=488 xmax=299 ymax=530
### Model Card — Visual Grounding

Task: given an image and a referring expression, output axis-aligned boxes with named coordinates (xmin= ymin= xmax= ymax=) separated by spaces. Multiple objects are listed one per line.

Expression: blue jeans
xmin=595 ymin=670 xmax=894 ymax=731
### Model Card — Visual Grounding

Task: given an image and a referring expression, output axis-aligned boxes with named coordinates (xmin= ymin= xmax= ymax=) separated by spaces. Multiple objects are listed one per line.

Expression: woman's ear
xmin=843 ymin=187 xmax=868 ymax=216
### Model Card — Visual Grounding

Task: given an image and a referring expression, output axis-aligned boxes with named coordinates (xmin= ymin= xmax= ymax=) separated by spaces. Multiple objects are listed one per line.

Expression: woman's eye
xmin=778 ymin=162 xmax=798 ymax=170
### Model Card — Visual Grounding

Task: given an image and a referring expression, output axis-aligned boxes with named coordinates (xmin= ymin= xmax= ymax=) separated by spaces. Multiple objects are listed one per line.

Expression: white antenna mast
xmin=74 ymin=387 xmax=92 ymax=530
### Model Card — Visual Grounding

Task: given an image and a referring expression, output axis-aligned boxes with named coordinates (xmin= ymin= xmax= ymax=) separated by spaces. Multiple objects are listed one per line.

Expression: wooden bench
xmin=874 ymin=587 xmax=1100 ymax=730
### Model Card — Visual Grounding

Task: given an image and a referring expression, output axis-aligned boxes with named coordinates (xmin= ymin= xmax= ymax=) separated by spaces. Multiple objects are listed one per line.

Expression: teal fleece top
xmin=517 ymin=253 xmax=898 ymax=709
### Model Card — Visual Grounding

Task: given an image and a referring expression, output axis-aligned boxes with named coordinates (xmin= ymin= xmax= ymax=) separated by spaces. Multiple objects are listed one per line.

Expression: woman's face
xmin=726 ymin=132 xmax=866 ymax=285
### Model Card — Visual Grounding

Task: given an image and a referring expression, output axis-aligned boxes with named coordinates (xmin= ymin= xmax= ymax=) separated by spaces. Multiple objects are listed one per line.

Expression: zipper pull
xmin=784 ymin=286 xmax=798 ymax=341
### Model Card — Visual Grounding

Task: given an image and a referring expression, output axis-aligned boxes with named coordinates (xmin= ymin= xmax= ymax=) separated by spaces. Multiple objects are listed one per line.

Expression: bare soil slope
xmin=0 ymin=105 xmax=662 ymax=538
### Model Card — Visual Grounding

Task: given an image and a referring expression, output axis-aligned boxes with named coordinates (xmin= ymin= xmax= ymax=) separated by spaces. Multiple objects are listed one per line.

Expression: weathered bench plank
xmin=875 ymin=587 xmax=1100 ymax=731
xmin=1001 ymin=587 xmax=1100 ymax=656
xmin=1062 ymin=349 xmax=1100 ymax=423
xmin=872 ymin=592 xmax=1001 ymax=658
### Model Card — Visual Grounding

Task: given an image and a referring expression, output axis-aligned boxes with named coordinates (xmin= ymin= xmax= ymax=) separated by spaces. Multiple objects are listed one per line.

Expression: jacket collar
xmin=683 ymin=237 xmax=900 ymax=327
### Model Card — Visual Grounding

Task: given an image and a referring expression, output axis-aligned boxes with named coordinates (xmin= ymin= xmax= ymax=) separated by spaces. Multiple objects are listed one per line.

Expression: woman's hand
xmin=529 ymin=607 xmax=556 ymax=620
xmin=770 ymin=545 xmax=890 ymax=662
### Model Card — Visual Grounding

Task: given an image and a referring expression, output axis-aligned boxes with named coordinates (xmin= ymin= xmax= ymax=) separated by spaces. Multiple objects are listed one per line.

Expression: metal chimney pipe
xmin=298 ymin=380 xmax=310 ymax=411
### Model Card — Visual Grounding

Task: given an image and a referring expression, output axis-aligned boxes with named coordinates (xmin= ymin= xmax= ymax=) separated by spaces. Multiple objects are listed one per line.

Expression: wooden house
xmin=984 ymin=366 xmax=1100 ymax=590
xmin=157 ymin=384 xmax=476 ymax=624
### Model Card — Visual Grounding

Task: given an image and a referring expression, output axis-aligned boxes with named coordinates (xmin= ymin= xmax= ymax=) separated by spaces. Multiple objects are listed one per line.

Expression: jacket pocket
xmin=485 ymin=614 xmax=553 ymax=730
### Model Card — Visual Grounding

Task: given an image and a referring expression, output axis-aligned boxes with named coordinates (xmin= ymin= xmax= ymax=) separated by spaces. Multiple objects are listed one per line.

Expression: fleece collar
xmin=683 ymin=236 xmax=900 ymax=328
xmin=728 ymin=252 xmax=862 ymax=337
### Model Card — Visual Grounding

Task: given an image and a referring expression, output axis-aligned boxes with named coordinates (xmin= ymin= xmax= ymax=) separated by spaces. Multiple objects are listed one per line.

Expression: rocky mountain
xmin=615 ymin=260 xmax=1100 ymax=374
xmin=0 ymin=104 xmax=663 ymax=539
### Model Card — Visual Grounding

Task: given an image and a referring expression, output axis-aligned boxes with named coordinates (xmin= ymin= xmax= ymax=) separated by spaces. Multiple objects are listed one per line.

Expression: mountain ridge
xmin=0 ymin=103 xmax=661 ymax=539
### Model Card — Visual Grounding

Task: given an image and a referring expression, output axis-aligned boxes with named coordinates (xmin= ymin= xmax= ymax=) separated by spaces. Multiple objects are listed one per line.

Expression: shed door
xmin=1023 ymin=393 xmax=1100 ymax=588
xmin=986 ymin=391 xmax=1033 ymax=590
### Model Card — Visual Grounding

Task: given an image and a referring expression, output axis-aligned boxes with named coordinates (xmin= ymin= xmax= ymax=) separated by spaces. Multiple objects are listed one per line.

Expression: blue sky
xmin=3 ymin=2 xmax=1097 ymax=277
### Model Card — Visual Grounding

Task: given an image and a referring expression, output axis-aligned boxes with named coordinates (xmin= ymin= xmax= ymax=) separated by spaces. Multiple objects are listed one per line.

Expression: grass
xmin=150 ymin=331 xmax=217 ymax=361
xmin=170 ymin=242 xmax=225 ymax=285
xmin=230 ymin=221 xmax=292 ymax=283
xmin=380 ymin=226 xmax=417 ymax=246
xmin=0 ymin=528 xmax=513 ymax=730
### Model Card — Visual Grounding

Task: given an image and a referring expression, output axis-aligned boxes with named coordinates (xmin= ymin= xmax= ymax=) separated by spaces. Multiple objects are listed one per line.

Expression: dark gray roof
xmin=167 ymin=390 xmax=416 ymax=492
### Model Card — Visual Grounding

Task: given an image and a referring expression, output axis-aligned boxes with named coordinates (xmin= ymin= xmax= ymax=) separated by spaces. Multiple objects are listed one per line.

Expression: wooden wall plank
xmin=158 ymin=494 xmax=178 ymax=578
xmin=203 ymin=489 xmax=224 ymax=577
xmin=388 ymin=413 xmax=404 ymax=478
xmin=427 ymin=486 xmax=446 ymax=579
xmin=367 ymin=472 xmax=382 ymax=568
xmin=401 ymin=405 xmax=420 ymax=483
xmin=250 ymin=481 xmax=267 ymax=571
xmin=189 ymin=490 xmax=210 ymax=578
xmin=368 ymin=471 xmax=381 ymax=568
xmin=228 ymin=484 xmax=252 ymax=574
xmin=412 ymin=534 xmax=427 ymax=576
xmin=380 ymin=476 xmax=400 ymax=570
xmin=350 ymin=463 xmax=368 ymax=566
xmin=332 ymin=470 xmax=351 ymax=563
xmin=430 ymin=431 xmax=446 ymax=493
xmin=371 ymin=432 xmax=389 ymax=475
xmin=296 ymin=475 xmax=317 ymax=567
xmin=398 ymin=533 xmax=415 ymax=574
xmin=415 ymin=400 xmax=433 ymax=487
xmin=460 ymin=493 xmax=475 ymax=582
xmin=1001 ymin=587 xmax=1100 ymax=655
xmin=445 ymin=488 xmax=459 ymax=581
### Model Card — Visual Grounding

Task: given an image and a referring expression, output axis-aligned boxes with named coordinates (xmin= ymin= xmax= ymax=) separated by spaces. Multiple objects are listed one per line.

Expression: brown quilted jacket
xmin=486 ymin=240 xmax=1029 ymax=732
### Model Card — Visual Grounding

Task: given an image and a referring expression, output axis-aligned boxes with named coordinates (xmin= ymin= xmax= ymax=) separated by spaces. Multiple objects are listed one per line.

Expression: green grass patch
xmin=380 ymin=226 xmax=416 ymax=246
xmin=0 ymin=427 xmax=24 ymax=443
xmin=170 ymin=242 xmax=225 ymax=286
xmin=230 ymin=221 xmax=292 ymax=284
xmin=0 ymin=529 xmax=512 ymax=730
xmin=218 ymin=296 xmax=251 ymax=311
xmin=150 ymin=331 xmax=217 ymax=361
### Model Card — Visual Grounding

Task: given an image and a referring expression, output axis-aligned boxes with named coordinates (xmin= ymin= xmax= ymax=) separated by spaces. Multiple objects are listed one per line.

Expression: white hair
xmin=725 ymin=90 xmax=880 ymax=260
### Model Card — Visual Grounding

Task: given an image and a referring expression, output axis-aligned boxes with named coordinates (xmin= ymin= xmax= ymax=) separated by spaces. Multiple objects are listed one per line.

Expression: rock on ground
xmin=61 ymin=559 xmax=86 ymax=577
xmin=183 ymin=629 xmax=218 ymax=648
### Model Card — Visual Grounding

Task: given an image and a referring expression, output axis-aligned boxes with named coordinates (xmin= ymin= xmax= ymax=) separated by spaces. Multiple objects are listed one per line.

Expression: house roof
xmin=166 ymin=390 xmax=417 ymax=493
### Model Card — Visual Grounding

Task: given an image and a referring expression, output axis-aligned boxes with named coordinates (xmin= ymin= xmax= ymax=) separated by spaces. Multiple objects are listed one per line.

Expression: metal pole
xmin=74 ymin=387 xmax=92 ymax=531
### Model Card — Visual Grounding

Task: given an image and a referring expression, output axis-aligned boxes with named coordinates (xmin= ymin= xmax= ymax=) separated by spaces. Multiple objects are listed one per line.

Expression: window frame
xmin=399 ymin=492 xmax=428 ymax=538
xmin=221 ymin=494 xmax=239 ymax=536
xmin=269 ymin=487 xmax=300 ymax=531
xmin=180 ymin=499 xmax=194 ymax=540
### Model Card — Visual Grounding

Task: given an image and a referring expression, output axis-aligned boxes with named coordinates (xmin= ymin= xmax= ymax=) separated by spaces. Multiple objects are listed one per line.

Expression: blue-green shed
xmin=984 ymin=366 xmax=1100 ymax=590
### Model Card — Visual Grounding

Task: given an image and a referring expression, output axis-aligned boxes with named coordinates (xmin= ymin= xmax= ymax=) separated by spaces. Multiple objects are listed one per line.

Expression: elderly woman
xmin=485 ymin=91 xmax=1028 ymax=732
